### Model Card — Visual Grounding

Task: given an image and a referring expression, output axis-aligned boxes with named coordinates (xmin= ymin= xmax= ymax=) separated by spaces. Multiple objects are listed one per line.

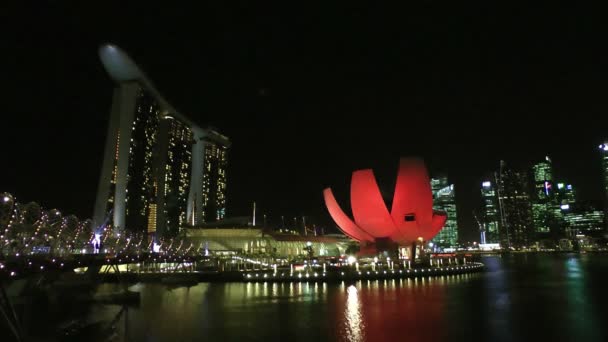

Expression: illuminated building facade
xmin=561 ymin=203 xmax=605 ymax=237
xmin=480 ymin=180 xmax=500 ymax=244
xmin=157 ymin=118 xmax=193 ymax=236
xmin=0 ymin=193 xmax=15 ymax=227
xmin=92 ymin=45 xmax=230 ymax=239
xmin=531 ymin=157 xmax=557 ymax=234
xmin=496 ymin=161 xmax=534 ymax=248
xmin=323 ymin=158 xmax=447 ymax=256
xmin=532 ymin=157 xmax=553 ymax=200
xmin=184 ymin=228 xmax=350 ymax=257
xmin=430 ymin=177 xmax=458 ymax=248
xmin=555 ymin=182 xmax=576 ymax=205
xmin=600 ymin=143 xmax=608 ymax=231
xmin=189 ymin=129 xmax=230 ymax=224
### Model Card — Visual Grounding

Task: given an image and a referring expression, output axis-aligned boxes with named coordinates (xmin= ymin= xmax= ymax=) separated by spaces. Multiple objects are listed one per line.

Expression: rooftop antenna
xmin=252 ymin=201 xmax=256 ymax=226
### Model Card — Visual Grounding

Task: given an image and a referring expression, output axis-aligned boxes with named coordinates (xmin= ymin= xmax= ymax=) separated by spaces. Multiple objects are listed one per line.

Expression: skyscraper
xmin=430 ymin=176 xmax=458 ymax=248
xmin=532 ymin=156 xmax=553 ymax=200
xmin=496 ymin=161 xmax=534 ymax=248
xmin=531 ymin=157 xmax=555 ymax=234
xmin=480 ymin=180 xmax=500 ymax=244
xmin=561 ymin=203 xmax=604 ymax=238
xmin=555 ymin=183 xmax=576 ymax=205
xmin=156 ymin=117 xmax=194 ymax=236
xmin=92 ymin=45 xmax=230 ymax=239
xmin=187 ymin=128 xmax=230 ymax=224
xmin=599 ymin=143 xmax=608 ymax=232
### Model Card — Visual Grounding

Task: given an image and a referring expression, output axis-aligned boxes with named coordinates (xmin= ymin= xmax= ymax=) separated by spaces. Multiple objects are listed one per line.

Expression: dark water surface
xmin=25 ymin=254 xmax=608 ymax=341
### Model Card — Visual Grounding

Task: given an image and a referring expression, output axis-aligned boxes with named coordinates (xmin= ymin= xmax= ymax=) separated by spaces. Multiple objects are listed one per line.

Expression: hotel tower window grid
xmin=93 ymin=45 xmax=230 ymax=240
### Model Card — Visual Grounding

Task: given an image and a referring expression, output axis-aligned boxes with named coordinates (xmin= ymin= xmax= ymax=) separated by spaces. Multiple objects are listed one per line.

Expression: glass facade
xmin=555 ymin=183 xmax=576 ymax=205
xmin=430 ymin=176 xmax=458 ymax=248
xmin=532 ymin=157 xmax=552 ymax=200
xmin=562 ymin=205 xmax=604 ymax=237
xmin=599 ymin=143 xmax=608 ymax=232
xmin=531 ymin=157 xmax=556 ymax=234
xmin=496 ymin=161 xmax=534 ymax=248
xmin=480 ymin=181 xmax=500 ymax=244
xmin=601 ymin=144 xmax=608 ymax=196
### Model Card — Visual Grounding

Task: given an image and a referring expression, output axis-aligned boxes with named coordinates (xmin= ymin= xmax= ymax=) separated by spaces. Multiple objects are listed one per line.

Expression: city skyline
xmin=3 ymin=5 xmax=608 ymax=342
xmin=3 ymin=3 xmax=607 ymax=242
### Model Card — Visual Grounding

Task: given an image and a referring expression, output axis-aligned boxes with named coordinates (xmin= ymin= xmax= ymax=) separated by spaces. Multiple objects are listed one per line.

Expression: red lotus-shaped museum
xmin=323 ymin=158 xmax=447 ymax=247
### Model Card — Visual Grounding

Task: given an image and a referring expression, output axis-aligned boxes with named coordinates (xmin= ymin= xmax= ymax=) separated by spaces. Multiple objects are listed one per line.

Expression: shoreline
xmin=92 ymin=262 xmax=485 ymax=284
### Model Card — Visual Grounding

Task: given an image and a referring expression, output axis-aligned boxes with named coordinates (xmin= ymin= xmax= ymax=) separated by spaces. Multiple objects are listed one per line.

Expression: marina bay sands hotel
xmin=92 ymin=44 xmax=230 ymax=238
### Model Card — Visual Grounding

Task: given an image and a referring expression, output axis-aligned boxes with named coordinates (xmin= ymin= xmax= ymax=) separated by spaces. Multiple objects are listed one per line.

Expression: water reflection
xmin=481 ymin=256 xmax=513 ymax=341
xmin=564 ymin=256 xmax=602 ymax=340
xmin=332 ymin=274 xmax=480 ymax=341
xmin=74 ymin=255 xmax=608 ymax=341
xmin=344 ymin=285 xmax=364 ymax=342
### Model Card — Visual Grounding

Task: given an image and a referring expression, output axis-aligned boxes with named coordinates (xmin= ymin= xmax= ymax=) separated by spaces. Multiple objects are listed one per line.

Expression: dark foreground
xmin=5 ymin=253 xmax=608 ymax=341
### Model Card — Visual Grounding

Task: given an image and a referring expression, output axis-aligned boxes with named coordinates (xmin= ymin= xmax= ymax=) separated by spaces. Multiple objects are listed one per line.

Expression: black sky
xmin=2 ymin=3 xmax=606 ymax=242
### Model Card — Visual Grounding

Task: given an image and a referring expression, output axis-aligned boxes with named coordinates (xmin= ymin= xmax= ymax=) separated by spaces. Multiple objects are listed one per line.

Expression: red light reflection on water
xmin=333 ymin=278 xmax=448 ymax=342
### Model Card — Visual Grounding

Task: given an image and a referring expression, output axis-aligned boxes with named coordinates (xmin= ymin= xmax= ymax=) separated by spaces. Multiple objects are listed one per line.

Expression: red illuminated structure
xmin=323 ymin=158 xmax=447 ymax=256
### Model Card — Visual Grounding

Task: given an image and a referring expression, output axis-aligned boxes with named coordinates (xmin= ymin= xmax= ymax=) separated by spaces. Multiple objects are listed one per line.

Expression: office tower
xmin=430 ymin=176 xmax=458 ymax=248
xmin=480 ymin=180 xmax=500 ymax=244
xmin=561 ymin=203 xmax=605 ymax=237
xmin=496 ymin=161 xmax=534 ymax=248
xmin=555 ymin=183 xmax=576 ymax=205
xmin=531 ymin=157 xmax=555 ymax=234
xmin=532 ymin=156 xmax=553 ymax=200
xmin=599 ymin=143 xmax=608 ymax=231
xmin=92 ymin=44 xmax=229 ymax=239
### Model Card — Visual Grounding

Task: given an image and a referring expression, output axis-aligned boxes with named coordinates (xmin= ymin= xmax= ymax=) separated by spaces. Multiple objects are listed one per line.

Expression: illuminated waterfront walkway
xmin=242 ymin=262 xmax=485 ymax=282
xmin=1 ymin=252 xmax=484 ymax=283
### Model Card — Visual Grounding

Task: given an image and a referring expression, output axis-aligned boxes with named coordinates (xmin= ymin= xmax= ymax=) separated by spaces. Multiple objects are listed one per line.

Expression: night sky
xmin=2 ymin=3 xmax=606 ymax=242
